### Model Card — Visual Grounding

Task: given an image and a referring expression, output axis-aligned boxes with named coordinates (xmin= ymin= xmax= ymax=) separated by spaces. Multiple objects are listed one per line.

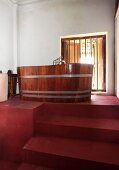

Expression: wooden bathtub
xmin=17 ymin=63 xmax=93 ymax=102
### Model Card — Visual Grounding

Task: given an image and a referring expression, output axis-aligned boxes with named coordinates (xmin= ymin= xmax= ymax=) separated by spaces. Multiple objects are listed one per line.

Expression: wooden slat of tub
xmin=17 ymin=64 xmax=93 ymax=102
xmin=17 ymin=64 xmax=93 ymax=76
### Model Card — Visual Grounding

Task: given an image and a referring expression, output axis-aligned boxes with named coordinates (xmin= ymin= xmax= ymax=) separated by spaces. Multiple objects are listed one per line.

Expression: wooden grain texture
xmin=17 ymin=64 xmax=93 ymax=102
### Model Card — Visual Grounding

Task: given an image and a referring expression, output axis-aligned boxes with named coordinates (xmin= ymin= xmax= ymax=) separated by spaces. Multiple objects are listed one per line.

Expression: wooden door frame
xmin=61 ymin=34 xmax=106 ymax=91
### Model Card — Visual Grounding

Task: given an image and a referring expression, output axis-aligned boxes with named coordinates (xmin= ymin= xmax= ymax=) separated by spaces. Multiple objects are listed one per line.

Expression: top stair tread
xmin=24 ymin=136 xmax=119 ymax=166
xmin=37 ymin=116 xmax=119 ymax=130
xmin=18 ymin=163 xmax=56 ymax=170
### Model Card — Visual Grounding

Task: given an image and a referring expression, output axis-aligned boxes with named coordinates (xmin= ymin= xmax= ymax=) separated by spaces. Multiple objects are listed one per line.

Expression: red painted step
xmin=18 ymin=163 xmax=55 ymax=170
xmin=37 ymin=103 xmax=119 ymax=119
xmin=35 ymin=116 xmax=119 ymax=143
xmin=0 ymin=160 xmax=19 ymax=170
xmin=23 ymin=136 xmax=119 ymax=170
xmin=36 ymin=116 xmax=119 ymax=130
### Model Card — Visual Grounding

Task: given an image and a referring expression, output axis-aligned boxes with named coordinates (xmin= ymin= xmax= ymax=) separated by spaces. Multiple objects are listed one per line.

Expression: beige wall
xmin=0 ymin=0 xmax=15 ymax=73
xmin=18 ymin=0 xmax=115 ymax=95
xmin=0 ymin=0 xmax=116 ymax=95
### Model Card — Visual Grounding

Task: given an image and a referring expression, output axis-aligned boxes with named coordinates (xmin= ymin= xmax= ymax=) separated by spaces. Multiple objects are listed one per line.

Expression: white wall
xmin=115 ymin=6 xmax=119 ymax=98
xmin=0 ymin=0 xmax=16 ymax=73
xmin=18 ymin=0 xmax=115 ymax=94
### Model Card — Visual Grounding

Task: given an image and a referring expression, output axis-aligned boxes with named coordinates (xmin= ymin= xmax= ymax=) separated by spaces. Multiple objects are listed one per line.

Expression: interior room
xmin=0 ymin=0 xmax=119 ymax=169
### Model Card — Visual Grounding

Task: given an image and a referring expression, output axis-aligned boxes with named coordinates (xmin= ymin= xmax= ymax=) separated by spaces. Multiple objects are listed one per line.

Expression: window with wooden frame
xmin=61 ymin=35 xmax=106 ymax=91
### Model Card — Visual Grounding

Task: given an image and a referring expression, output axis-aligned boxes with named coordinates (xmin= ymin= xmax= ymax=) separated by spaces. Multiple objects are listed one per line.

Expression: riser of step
xmin=39 ymin=104 xmax=119 ymax=119
xmin=35 ymin=123 xmax=119 ymax=143
xmin=23 ymin=150 xmax=119 ymax=170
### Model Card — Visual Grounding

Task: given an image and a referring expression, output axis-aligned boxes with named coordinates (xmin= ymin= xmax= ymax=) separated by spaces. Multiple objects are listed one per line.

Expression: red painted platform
xmin=0 ymin=96 xmax=41 ymax=162
xmin=0 ymin=95 xmax=119 ymax=169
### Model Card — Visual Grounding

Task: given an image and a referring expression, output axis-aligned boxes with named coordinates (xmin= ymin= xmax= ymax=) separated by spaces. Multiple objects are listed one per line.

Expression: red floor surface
xmin=0 ymin=94 xmax=119 ymax=106
xmin=91 ymin=95 xmax=119 ymax=105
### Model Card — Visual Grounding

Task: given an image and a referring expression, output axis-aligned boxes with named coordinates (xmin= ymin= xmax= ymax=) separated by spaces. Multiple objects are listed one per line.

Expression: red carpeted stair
xmin=21 ymin=102 xmax=119 ymax=170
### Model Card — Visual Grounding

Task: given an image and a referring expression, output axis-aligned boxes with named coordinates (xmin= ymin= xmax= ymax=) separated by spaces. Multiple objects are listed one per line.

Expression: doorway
xmin=61 ymin=35 xmax=106 ymax=91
